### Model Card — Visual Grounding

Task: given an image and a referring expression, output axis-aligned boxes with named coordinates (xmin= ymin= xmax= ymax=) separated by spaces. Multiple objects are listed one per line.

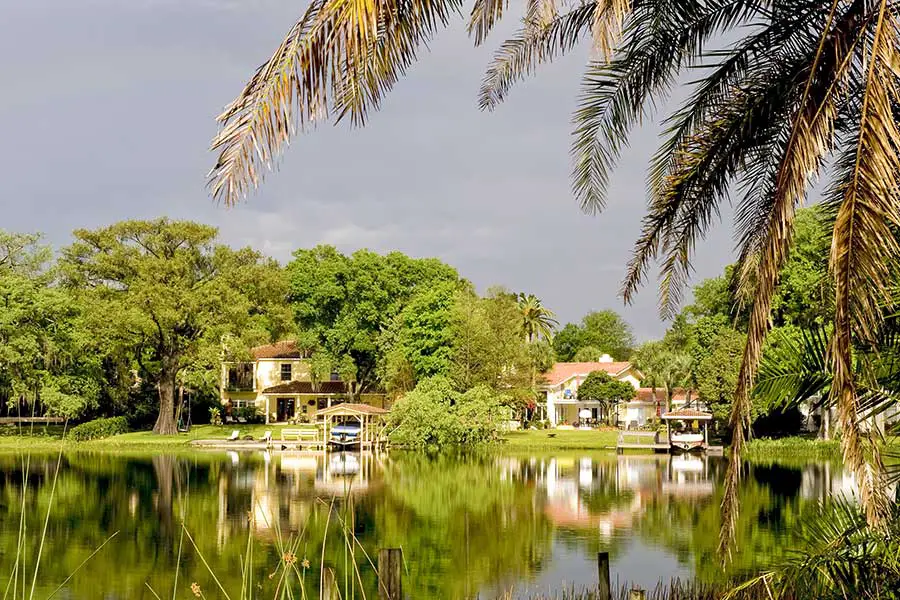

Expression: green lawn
xmin=0 ymin=423 xmax=311 ymax=452
xmin=500 ymin=428 xmax=620 ymax=450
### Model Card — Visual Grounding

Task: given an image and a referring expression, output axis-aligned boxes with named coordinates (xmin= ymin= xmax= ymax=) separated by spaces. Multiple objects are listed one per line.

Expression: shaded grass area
xmin=500 ymin=428 xmax=620 ymax=450
xmin=0 ymin=423 xmax=305 ymax=452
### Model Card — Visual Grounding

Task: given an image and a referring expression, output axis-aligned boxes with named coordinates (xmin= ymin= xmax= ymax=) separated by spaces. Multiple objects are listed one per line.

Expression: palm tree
xmin=631 ymin=341 xmax=692 ymax=414
xmin=516 ymin=292 xmax=558 ymax=343
xmin=209 ymin=0 xmax=900 ymax=547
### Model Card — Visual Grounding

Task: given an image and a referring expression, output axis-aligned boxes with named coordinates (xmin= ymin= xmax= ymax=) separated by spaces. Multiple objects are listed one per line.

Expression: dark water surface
xmin=0 ymin=451 xmax=850 ymax=599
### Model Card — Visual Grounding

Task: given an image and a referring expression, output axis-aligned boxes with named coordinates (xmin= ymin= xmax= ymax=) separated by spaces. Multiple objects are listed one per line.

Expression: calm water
xmin=0 ymin=451 xmax=850 ymax=599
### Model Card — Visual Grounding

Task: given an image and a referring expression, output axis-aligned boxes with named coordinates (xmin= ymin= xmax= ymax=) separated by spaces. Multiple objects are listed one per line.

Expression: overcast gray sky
xmin=0 ymin=0 xmax=735 ymax=342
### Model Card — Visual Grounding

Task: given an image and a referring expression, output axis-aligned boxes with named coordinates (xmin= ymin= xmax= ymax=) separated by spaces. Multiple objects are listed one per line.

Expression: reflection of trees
xmin=376 ymin=452 xmax=554 ymax=598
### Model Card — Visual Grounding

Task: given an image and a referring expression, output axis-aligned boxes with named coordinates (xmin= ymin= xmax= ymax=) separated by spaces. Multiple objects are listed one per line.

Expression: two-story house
xmin=220 ymin=341 xmax=377 ymax=424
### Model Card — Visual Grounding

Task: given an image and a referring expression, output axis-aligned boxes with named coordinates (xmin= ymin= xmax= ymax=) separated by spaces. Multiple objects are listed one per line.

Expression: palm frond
xmin=829 ymin=0 xmax=900 ymax=529
xmin=468 ymin=0 xmax=507 ymax=45
xmin=591 ymin=0 xmax=632 ymax=61
xmin=572 ymin=0 xmax=762 ymax=220
xmin=754 ymin=326 xmax=832 ymax=410
xmin=208 ymin=0 xmax=462 ymax=206
xmin=478 ymin=3 xmax=597 ymax=110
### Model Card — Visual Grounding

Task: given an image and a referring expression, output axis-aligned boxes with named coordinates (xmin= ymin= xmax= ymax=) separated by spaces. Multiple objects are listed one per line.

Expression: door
xmin=276 ymin=397 xmax=295 ymax=422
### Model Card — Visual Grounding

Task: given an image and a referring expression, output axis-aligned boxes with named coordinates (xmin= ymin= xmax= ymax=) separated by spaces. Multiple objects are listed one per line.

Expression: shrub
xmin=387 ymin=377 xmax=505 ymax=448
xmin=68 ymin=416 xmax=129 ymax=441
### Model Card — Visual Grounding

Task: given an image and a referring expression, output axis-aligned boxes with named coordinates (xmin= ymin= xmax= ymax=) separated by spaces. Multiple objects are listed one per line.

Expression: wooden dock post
xmin=378 ymin=548 xmax=403 ymax=600
xmin=597 ymin=552 xmax=611 ymax=600
xmin=628 ymin=588 xmax=646 ymax=600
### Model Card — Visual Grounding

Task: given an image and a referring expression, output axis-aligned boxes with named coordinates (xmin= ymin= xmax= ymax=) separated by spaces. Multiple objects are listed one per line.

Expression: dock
xmin=616 ymin=431 xmax=670 ymax=453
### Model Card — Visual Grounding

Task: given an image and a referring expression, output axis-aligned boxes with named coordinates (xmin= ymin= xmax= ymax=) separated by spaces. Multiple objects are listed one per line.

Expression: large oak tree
xmin=62 ymin=219 xmax=289 ymax=434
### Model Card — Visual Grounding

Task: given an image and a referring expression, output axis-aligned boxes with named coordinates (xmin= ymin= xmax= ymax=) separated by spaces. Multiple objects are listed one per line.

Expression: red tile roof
xmin=634 ymin=388 xmax=696 ymax=403
xmin=251 ymin=341 xmax=308 ymax=360
xmin=261 ymin=381 xmax=348 ymax=394
xmin=540 ymin=361 xmax=634 ymax=387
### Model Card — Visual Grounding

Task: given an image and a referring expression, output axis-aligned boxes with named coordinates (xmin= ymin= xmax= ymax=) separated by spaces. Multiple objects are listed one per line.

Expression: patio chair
xmin=261 ymin=430 xmax=273 ymax=446
xmin=225 ymin=415 xmax=234 ymax=424
xmin=237 ymin=417 xmax=247 ymax=424
xmin=227 ymin=430 xmax=240 ymax=442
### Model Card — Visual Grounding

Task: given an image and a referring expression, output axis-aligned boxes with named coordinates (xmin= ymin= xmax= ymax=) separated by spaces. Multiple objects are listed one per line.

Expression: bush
xmin=68 ymin=417 xmax=129 ymax=441
xmin=387 ymin=377 xmax=505 ymax=448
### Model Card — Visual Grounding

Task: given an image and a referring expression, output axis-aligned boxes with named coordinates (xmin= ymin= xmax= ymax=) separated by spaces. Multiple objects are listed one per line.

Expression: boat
xmin=328 ymin=423 xmax=361 ymax=449
xmin=669 ymin=432 xmax=706 ymax=453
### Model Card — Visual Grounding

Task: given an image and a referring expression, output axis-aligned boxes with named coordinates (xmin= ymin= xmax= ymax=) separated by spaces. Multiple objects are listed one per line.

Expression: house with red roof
xmin=539 ymin=354 xmax=697 ymax=427
xmin=220 ymin=341 xmax=387 ymax=423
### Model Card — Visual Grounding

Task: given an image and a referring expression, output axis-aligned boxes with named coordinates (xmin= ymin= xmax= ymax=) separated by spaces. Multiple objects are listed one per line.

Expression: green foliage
xmin=68 ymin=416 xmax=129 ymax=441
xmin=61 ymin=219 xmax=288 ymax=434
xmin=693 ymin=327 xmax=746 ymax=423
xmin=578 ymin=371 xmax=634 ymax=404
xmin=287 ymin=246 xmax=460 ymax=391
xmin=0 ymin=231 xmax=101 ymax=418
xmin=516 ymin=292 xmax=558 ymax=343
xmin=631 ymin=340 xmax=692 ymax=410
xmin=387 ymin=377 xmax=506 ymax=448
xmin=552 ymin=310 xmax=634 ymax=361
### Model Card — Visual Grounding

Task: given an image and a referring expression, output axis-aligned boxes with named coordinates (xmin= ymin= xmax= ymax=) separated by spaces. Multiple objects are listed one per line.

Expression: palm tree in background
xmin=209 ymin=0 xmax=900 ymax=551
xmin=517 ymin=292 xmax=558 ymax=343
xmin=631 ymin=341 xmax=692 ymax=414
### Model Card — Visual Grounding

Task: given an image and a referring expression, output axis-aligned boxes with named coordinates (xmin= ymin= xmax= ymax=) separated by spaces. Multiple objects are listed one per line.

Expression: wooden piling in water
xmin=378 ymin=548 xmax=403 ymax=600
xmin=597 ymin=552 xmax=611 ymax=600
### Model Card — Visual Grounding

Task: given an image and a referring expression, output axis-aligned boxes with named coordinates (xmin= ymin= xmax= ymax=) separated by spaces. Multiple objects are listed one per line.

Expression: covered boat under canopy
xmin=661 ymin=408 xmax=713 ymax=453
xmin=316 ymin=403 xmax=389 ymax=450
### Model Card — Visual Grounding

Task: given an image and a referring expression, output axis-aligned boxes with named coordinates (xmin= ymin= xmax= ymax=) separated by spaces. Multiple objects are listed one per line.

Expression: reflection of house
xmin=220 ymin=341 xmax=387 ymax=423
xmin=539 ymin=355 xmax=698 ymax=427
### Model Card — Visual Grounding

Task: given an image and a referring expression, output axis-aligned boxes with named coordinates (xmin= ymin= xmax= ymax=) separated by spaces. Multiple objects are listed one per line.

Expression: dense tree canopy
xmin=552 ymin=310 xmax=634 ymax=362
xmin=61 ymin=219 xmax=290 ymax=434
xmin=577 ymin=371 xmax=634 ymax=424
xmin=287 ymin=246 xmax=460 ymax=392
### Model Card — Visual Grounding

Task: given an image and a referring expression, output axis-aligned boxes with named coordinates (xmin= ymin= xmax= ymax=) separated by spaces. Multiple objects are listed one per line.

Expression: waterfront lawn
xmin=501 ymin=428 xmax=619 ymax=450
xmin=0 ymin=423 xmax=310 ymax=450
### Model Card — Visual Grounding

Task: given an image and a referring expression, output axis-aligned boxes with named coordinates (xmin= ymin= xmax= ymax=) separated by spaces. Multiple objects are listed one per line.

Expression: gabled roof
xmin=661 ymin=407 xmax=712 ymax=420
xmin=540 ymin=361 xmax=635 ymax=387
xmin=261 ymin=381 xmax=348 ymax=395
xmin=317 ymin=403 xmax=389 ymax=417
xmin=251 ymin=341 xmax=307 ymax=360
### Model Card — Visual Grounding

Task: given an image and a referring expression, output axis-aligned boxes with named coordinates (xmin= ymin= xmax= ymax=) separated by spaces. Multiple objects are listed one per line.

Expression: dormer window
xmin=280 ymin=363 xmax=292 ymax=381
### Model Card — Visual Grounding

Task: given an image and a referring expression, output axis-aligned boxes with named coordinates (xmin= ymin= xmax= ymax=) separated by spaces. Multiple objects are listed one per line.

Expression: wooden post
xmin=629 ymin=589 xmax=646 ymax=600
xmin=597 ymin=552 xmax=611 ymax=600
xmin=378 ymin=548 xmax=402 ymax=600
xmin=321 ymin=567 xmax=338 ymax=600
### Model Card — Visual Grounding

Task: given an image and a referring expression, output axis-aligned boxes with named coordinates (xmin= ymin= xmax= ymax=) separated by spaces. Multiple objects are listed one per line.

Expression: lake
xmin=0 ymin=450 xmax=850 ymax=599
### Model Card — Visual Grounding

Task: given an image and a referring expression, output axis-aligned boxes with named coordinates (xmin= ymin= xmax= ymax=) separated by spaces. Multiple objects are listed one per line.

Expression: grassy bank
xmin=743 ymin=436 xmax=842 ymax=463
xmin=0 ymin=423 xmax=303 ymax=452
xmin=500 ymin=428 xmax=619 ymax=450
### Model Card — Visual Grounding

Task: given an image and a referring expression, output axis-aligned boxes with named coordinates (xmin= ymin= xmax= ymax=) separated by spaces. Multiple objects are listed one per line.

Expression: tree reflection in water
xmin=0 ymin=451 xmax=849 ymax=599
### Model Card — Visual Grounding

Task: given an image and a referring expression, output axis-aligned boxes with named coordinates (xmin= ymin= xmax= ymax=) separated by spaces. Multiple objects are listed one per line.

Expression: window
xmin=280 ymin=363 xmax=292 ymax=381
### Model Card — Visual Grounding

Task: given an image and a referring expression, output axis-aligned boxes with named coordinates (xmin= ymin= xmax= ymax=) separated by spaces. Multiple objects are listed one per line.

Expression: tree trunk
xmin=153 ymin=362 xmax=179 ymax=435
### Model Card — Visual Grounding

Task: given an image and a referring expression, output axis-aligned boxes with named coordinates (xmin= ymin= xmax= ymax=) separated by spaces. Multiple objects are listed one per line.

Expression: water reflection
xmin=0 ymin=451 xmax=847 ymax=599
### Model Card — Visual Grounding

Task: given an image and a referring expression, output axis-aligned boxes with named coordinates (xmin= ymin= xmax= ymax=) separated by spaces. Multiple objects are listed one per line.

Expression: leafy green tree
xmin=693 ymin=328 xmax=746 ymax=424
xmin=62 ymin=219 xmax=287 ymax=434
xmin=0 ymin=231 xmax=100 ymax=418
xmin=573 ymin=345 xmax=603 ymax=362
xmin=631 ymin=341 xmax=692 ymax=413
xmin=551 ymin=323 xmax=583 ymax=362
xmin=516 ymin=293 xmax=557 ymax=343
xmin=553 ymin=310 xmax=634 ymax=361
xmin=287 ymin=246 xmax=459 ymax=391
xmin=577 ymin=371 xmax=634 ymax=424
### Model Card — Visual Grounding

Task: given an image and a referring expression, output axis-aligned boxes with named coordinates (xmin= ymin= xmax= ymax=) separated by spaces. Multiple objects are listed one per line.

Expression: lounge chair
xmin=261 ymin=430 xmax=273 ymax=446
xmin=225 ymin=416 xmax=234 ymax=424
xmin=237 ymin=417 xmax=247 ymax=424
xmin=227 ymin=430 xmax=240 ymax=442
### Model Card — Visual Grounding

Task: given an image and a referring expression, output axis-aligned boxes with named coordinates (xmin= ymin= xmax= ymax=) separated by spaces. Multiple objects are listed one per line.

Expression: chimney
xmin=598 ymin=354 xmax=614 ymax=363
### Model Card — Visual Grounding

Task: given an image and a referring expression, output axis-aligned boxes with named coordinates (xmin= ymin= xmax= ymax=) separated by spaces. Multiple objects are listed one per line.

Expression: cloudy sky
xmin=0 ymin=0 xmax=735 ymax=341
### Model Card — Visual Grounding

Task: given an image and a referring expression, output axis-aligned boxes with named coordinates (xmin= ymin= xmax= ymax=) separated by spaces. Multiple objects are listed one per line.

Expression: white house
xmin=540 ymin=355 xmax=642 ymax=426
xmin=539 ymin=354 xmax=697 ymax=428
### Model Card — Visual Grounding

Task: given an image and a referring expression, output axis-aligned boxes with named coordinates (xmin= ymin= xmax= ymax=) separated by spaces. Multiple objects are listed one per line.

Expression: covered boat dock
xmin=317 ymin=403 xmax=389 ymax=450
